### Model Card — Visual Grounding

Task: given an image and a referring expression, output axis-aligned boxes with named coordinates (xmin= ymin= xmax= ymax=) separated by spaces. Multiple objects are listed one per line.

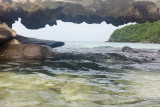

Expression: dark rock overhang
xmin=0 ymin=0 xmax=160 ymax=29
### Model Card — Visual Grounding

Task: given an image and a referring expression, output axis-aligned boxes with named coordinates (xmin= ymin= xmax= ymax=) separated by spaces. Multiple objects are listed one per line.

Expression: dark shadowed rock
xmin=0 ymin=23 xmax=16 ymax=45
xmin=0 ymin=44 xmax=59 ymax=60
xmin=122 ymin=46 xmax=138 ymax=53
xmin=16 ymin=35 xmax=65 ymax=48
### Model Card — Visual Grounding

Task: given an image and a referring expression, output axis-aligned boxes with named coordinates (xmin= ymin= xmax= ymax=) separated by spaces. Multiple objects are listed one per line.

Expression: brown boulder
xmin=0 ymin=44 xmax=59 ymax=60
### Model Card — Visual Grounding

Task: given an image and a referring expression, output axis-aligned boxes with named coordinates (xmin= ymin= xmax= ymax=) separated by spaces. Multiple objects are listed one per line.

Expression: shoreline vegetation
xmin=108 ymin=20 xmax=160 ymax=43
xmin=105 ymin=41 xmax=160 ymax=44
xmin=107 ymin=40 xmax=159 ymax=44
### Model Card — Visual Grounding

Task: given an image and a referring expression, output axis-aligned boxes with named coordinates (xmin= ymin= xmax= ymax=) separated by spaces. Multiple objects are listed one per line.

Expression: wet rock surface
xmin=55 ymin=46 xmax=160 ymax=71
xmin=122 ymin=46 xmax=139 ymax=53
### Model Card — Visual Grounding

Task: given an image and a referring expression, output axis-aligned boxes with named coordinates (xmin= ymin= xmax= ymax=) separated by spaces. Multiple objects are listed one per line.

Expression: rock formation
xmin=0 ymin=23 xmax=62 ymax=60
xmin=16 ymin=35 xmax=65 ymax=48
xmin=0 ymin=44 xmax=55 ymax=60
xmin=0 ymin=0 xmax=160 ymax=29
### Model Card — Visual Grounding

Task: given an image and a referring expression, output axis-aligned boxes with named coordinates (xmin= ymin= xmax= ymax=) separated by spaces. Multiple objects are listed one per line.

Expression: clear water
xmin=0 ymin=42 xmax=160 ymax=107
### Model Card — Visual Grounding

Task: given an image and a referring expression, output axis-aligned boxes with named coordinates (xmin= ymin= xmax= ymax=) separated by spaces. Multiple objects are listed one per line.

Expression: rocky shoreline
xmin=55 ymin=45 xmax=160 ymax=71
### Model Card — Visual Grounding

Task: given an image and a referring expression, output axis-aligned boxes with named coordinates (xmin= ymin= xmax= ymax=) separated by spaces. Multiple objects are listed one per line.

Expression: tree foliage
xmin=109 ymin=20 xmax=160 ymax=43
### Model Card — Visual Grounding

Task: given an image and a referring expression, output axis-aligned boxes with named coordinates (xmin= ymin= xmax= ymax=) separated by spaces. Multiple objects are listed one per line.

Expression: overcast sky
xmin=12 ymin=18 xmax=135 ymax=42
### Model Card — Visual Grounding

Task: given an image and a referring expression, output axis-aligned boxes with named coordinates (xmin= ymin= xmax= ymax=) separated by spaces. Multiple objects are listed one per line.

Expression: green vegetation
xmin=109 ymin=20 xmax=160 ymax=43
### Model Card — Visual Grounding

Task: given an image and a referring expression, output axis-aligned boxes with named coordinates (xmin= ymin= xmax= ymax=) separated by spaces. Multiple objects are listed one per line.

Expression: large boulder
xmin=0 ymin=44 xmax=59 ymax=60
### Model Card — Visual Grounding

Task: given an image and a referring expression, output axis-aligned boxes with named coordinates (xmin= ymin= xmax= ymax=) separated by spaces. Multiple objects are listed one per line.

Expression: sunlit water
xmin=0 ymin=42 xmax=160 ymax=107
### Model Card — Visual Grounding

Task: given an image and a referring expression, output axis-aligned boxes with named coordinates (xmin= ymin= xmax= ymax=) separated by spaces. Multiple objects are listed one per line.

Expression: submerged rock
xmin=0 ymin=44 xmax=59 ymax=60
xmin=122 ymin=46 xmax=138 ymax=53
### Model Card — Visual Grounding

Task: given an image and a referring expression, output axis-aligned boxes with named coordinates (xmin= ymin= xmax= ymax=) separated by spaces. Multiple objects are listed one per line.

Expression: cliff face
xmin=0 ymin=0 xmax=160 ymax=29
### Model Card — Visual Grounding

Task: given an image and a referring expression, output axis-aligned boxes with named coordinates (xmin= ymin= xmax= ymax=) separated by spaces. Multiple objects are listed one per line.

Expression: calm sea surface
xmin=65 ymin=41 xmax=160 ymax=49
xmin=0 ymin=42 xmax=160 ymax=107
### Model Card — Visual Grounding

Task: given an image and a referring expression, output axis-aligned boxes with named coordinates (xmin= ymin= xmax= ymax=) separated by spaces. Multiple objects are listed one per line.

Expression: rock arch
xmin=0 ymin=0 xmax=160 ymax=29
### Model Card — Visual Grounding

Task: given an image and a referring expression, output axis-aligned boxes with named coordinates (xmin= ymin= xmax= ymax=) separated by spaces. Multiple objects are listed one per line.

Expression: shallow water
xmin=0 ymin=42 xmax=160 ymax=107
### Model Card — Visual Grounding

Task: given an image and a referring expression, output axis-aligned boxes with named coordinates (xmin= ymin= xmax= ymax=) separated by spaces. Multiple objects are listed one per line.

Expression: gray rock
xmin=122 ymin=46 xmax=138 ymax=53
xmin=16 ymin=35 xmax=65 ymax=48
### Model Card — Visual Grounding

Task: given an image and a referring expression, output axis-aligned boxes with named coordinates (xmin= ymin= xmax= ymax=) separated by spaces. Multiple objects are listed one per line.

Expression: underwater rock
xmin=16 ymin=35 xmax=65 ymax=48
xmin=0 ymin=44 xmax=59 ymax=60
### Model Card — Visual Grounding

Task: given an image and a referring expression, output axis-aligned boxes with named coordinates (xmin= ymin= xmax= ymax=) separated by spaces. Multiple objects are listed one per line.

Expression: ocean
xmin=0 ymin=41 xmax=160 ymax=107
xmin=65 ymin=41 xmax=160 ymax=49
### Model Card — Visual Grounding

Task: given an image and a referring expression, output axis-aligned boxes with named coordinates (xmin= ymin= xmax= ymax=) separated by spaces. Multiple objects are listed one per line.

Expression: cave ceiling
xmin=0 ymin=0 xmax=160 ymax=29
